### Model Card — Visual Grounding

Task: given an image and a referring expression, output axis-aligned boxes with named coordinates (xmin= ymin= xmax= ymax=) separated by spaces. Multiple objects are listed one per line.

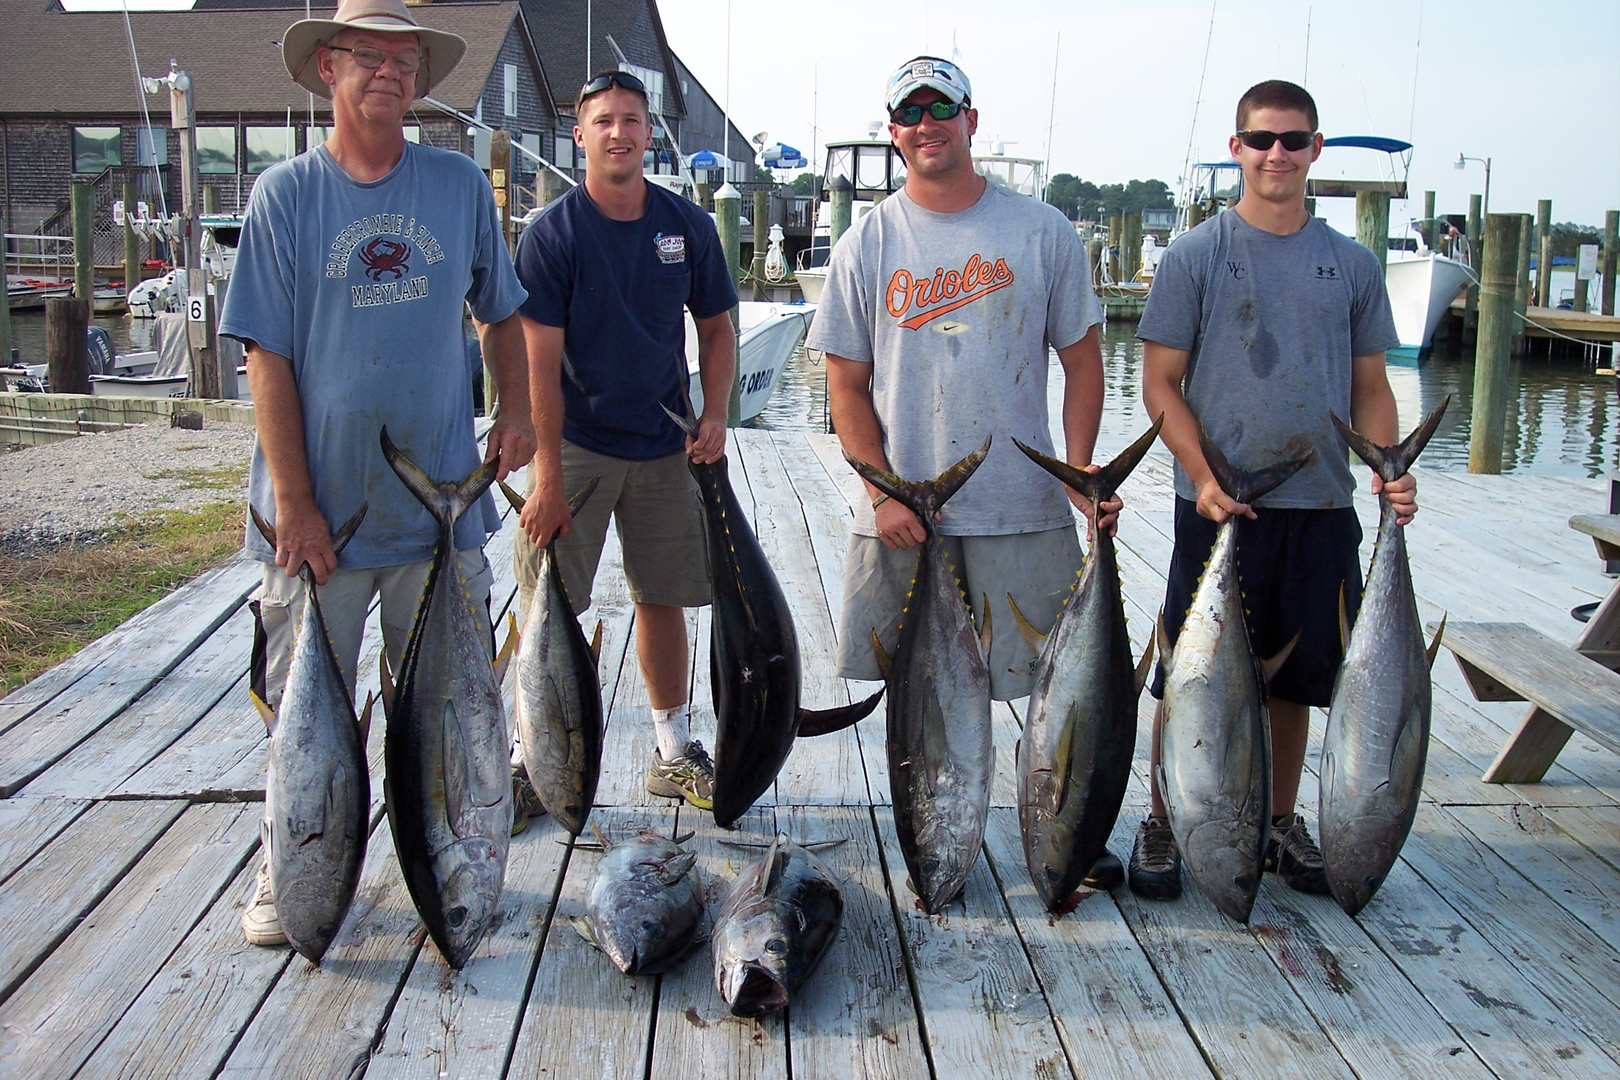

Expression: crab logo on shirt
xmin=885 ymin=253 xmax=1015 ymax=331
xmin=655 ymin=233 xmax=687 ymax=265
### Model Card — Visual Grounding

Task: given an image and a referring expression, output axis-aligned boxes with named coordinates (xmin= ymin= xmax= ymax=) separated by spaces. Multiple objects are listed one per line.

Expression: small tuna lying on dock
xmin=1157 ymin=431 xmax=1310 ymax=923
xmin=572 ymin=828 xmax=705 ymax=975
xmin=498 ymin=477 xmax=604 ymax=837
xmin=1011 ymin=418 xmax=1161 ymax=912
xmin=1321 ymin=398 xmax=1449 ymax=915
xmin=847 ymin=440 xmax=994 ymax=914
xmin=249 ymin=504 xmax=372 ymax=964
xmin=379 ymin=428 xmax=511 ymax=969
xmin=712 ymin=834 xmax=842 ymax=1018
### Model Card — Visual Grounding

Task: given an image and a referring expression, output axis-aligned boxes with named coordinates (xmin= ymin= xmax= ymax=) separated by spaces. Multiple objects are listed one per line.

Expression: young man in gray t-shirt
xmin=809 ymin=56 xmax=1121 ymax=886
xmin=1132 ymin=79 xmax=1417 ymax=902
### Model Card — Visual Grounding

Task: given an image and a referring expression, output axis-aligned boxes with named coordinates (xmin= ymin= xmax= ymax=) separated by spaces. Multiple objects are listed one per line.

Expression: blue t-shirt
xmin=515 ymin=183 xmax=738 ymax=460
xmin=220 ymin=142 xmax=526 ymax=567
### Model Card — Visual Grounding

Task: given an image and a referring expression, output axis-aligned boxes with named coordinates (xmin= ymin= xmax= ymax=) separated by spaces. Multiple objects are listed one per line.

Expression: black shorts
xmin=1150 ymin=498 xmax=1363 ymax=708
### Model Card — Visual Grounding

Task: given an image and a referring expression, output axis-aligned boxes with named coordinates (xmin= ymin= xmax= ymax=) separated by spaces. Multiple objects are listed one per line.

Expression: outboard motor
xmin=86 ymin=326 xmax=115 ymax=375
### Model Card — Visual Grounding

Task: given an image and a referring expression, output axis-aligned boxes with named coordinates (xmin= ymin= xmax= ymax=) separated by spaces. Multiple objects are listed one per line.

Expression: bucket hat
xmin=282 ymin=0 xmax=466 ymax=100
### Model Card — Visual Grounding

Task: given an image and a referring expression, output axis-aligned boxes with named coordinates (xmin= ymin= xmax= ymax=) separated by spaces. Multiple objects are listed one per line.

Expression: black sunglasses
xmin=579 ymin=71 xmax=647 ymax=102
xmin=890 ymin=100 xmax=964 ymax=127
xmin=1236 ymin=129 xmax=1317 ymax=152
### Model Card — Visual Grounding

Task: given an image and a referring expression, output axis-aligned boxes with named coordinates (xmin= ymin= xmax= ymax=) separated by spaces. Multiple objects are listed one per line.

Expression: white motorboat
xmin=687 ymin=301 xmax=813 ymax=425
xmin=1386 ymin=253 xmax=1474 ymax=356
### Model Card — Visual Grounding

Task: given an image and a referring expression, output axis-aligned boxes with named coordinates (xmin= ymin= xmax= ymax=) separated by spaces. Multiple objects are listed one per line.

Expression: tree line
xmin=1044 ymin=175 xmax=1175 ymax=222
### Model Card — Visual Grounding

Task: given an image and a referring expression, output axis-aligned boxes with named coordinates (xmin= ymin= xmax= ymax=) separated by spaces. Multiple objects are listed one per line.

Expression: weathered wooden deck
xmin=2 ymin=425 xmax=1618 ymax=1080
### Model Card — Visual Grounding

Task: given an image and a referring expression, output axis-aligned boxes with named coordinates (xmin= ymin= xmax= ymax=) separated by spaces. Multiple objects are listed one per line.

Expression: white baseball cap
xmin=885 ymin=56 xmax=972 ymax=112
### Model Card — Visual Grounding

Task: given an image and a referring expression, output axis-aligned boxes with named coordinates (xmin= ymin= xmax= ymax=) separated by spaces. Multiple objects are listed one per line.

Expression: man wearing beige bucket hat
xmin=220 ymin=0 xmax=535 ymax=948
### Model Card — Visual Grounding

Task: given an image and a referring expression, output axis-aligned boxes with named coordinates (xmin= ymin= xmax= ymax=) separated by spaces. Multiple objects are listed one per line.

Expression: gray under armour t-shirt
xmin=1136 ymin=211 xmax=1399 ymax=509
xmin=807 ymin=182 xmax=1102 ymax=537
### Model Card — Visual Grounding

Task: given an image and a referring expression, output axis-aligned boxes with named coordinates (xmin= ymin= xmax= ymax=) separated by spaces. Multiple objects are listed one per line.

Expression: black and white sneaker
xmin=1265 ymin=813 xmax=1332 ymax=895
xmin=1127 ymin=817 xmax=1182 ymax=900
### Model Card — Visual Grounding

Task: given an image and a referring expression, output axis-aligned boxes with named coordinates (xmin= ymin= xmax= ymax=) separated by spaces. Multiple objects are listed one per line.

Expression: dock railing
xmin=3 ymin=234 xmax=75 ymax=280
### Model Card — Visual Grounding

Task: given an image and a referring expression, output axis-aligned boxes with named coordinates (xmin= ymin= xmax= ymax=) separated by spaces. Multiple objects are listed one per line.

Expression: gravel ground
xmin=0 ymin=423 xmax=256 ymax=555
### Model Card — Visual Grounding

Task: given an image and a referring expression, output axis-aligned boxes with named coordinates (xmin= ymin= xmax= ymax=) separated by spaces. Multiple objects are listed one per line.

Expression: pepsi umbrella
xmin=761 ymin=142 xmax=806 ymax=169
xmin=688 ymin=149 xmax=726 ymax=169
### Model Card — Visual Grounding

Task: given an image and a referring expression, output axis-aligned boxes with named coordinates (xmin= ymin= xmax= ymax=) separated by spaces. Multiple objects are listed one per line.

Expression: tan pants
xmin=249 ymin=551 xmax=494 ymax=709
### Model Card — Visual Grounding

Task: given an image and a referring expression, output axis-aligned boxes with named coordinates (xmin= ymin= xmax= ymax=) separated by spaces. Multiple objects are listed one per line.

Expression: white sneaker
xmin=241 ymin=858 xmax=286 ymax=947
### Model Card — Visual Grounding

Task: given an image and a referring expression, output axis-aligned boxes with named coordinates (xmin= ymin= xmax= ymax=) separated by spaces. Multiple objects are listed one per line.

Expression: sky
xmin=64 ymin=0 xmax=1620 ymax=233
xmin=659 ymin=0 xmax=1620 ymax=234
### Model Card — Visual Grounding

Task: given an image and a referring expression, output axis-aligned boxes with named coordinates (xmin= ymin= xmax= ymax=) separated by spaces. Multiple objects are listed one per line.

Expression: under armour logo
xmin=1316 ymin=265 xmax=1339 ymax=279
xmin=1226 ymin=260 xmax=1247 ymax=280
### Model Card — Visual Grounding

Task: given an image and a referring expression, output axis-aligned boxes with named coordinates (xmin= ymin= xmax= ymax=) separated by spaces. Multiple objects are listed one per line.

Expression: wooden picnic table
xmin=1441 ymin=514 xmax=1620 ymax=783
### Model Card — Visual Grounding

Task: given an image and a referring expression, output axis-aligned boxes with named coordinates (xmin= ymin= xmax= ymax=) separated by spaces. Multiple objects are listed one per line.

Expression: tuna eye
xmin=766 ymin=939 xmax=787 ymax=954
xmin=642 ymin=921 xmax=661 ymax=935
xmin=446 ymin=906 xmax=467 ymax=928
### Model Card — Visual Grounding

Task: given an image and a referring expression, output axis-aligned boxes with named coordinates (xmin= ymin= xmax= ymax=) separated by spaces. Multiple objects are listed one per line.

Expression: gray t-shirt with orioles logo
xmin=807 ymin=181 xmax=1102 ymax=537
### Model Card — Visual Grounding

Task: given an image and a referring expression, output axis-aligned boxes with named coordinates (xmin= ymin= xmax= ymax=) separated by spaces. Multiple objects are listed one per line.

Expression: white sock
xmin=652 ymin=703 xmax=691 ymax=760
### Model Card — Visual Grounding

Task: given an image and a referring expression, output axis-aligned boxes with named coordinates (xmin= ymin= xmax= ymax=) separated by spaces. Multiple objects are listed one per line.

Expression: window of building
xmin=504 ymin=63 xmax=519 ymax=117
xmin=622 ymin=63 xmax=665 ymax=116
xmin=135 ymin=126 xmax=168 ymax=166
xmin=307 ymin=125 xmax=417 ymax=146
xmin=555 ymin=133 xmax=575 ymax=171
xmin=245 ymin=126 xmax=295 ymax=173
xmin=196 ymin=126 xmax=238 ymax=173
xmin=72 ymin=127 xmax=122 ymax=173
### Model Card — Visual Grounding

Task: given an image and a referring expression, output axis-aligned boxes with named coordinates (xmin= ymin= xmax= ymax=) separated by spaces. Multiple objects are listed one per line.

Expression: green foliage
xmin=1548 ymin=221 xmax=1603 ymax=259
xmin=1045 ymin=173 xmax=1174 ymax=222
xmin=791 ymin=172 xmax=822 ymax=196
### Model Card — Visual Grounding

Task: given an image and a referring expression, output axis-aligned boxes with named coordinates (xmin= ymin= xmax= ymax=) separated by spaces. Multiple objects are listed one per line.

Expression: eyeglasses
xmin=326 ymin=44 xmax=421 ymax=74
xmin=890 ymin=100 xmax=964 ymax=127
xmin=1236 ymin=129 xmax=1317 ymax=152
xmin=579 ymin=71 xmax=647 ymax=102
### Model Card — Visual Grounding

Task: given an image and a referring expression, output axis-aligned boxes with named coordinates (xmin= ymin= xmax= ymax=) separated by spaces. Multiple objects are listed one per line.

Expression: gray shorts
xmin=514 ymin=440 xmax=710 ymax=613
xmin=250 ymin=550 xmax=495 ymax=709
xmin=835 ymin=526 xmax=1083 ymax=701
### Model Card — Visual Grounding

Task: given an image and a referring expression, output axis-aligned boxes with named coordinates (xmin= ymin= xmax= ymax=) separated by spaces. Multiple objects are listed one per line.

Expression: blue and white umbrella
xmin=760 ymin=142 xmax=806 ymax=169
xmin=688 ymin=149 xmax=726 ymax=169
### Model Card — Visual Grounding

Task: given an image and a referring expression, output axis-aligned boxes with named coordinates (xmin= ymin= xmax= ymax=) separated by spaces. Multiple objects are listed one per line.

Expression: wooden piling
xmin=490 ymin=130 xmax=512 ymax=255
xmin=1534 ymin=199 xmax=1552 ymax=306
xmin=1085 ymin=238 xmax=1102 ymax=284
xmin=1469 ymin=213 xmax=1521 ymax=474
xmin=1304 ymin=197 xmax=1316 ymax=219
xmin=1187 ymin=202 xmax=1204 ymax=229
xmin=1512 ymin=213 xmax=1532 ymax=356
xmin=713 ymin=183 xmax=742 ymax=423
xmin=1464 ymin=193 xmax=1482 ymax=334
xmin=694 ymin=181 xmax=711 ymax=211
xmin=828 ymin=176 xmax=852 ymax=251
xmin=752 ymin=189 xmax=769 ymax=300
xmin=71 ymin=181 xmax=93 ymax=302
xmin=1604 ymin=210 xmax=1619 ymax=317
xmin=46 ymin=297 xmax=91 ymax=396
xmin=123 ymin=180 xmax=140 ymax=308
xmin=1356 ymin=191 xmax=1391 ymax=273
xmin=1107 ymin=215 xmax=1122 ymax=282
xmin=202 ymin=186 xmax=219 ymax=215
xmin=1422 ymin=190 xmax=1436 ymax=250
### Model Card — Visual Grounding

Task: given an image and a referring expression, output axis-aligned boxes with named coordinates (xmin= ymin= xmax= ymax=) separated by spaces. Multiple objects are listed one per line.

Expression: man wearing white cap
xmin=220 ymin=0 xmax=534 ymax=947
xmin=807 ymin=56 xmax=1124 ymax=887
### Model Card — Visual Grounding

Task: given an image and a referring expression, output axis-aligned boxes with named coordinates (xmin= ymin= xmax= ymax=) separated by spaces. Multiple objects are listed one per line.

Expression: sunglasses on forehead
xmin=889 ymin=100 xmax=964 ymax=127
xmin=579 ymin=71 xmax=647 ymax=101
xmin=1236 ymin=129 xmax=1317 ymax=152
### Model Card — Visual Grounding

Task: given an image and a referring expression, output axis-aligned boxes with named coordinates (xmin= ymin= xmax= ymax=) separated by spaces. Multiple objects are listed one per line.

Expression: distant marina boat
xmin=687 ymin=301 xmax=813 ymax=425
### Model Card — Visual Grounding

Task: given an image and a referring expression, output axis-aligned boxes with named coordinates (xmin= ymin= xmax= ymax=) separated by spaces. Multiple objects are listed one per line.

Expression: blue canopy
xmin=688 ymin=149 xmax=725 ymax=169
xmin=1322 ymin=136 xmax=1414 ymax=154
xmin=761 ymin=142 xmax=805 ymax=168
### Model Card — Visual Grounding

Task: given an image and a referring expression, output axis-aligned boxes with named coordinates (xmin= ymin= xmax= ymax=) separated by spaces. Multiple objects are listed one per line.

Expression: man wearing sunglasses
xmin=221 ymin=0 xmax=534 ymax=947
xmin=511 ymin=70 xmax=738 ymax=813
xmin=1132 ymin=79 xmax=1411 ymax=902
xmin=809 ymin=57 xmax=1124 ymax=888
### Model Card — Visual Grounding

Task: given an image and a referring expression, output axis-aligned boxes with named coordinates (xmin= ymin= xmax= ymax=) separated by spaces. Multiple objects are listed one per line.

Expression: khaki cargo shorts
xmin=514 ymin=440 xmax=711 ymax=616
xmin=249 ymin=550 xmax=495 ymax=709
xmin=835 ymin=526 xmax=1083 ymax=701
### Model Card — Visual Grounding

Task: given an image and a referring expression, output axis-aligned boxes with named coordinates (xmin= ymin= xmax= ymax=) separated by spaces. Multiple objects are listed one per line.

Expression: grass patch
xmin=0 ymin=500 xmax=245 ymax=696
xmin=139 ymin=463 xmax=250 ymax=492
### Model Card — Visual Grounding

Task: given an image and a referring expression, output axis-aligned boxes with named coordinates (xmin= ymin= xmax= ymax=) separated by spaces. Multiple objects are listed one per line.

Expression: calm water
xmin=13 ymin=312 xmax=1617 ymax=477
xmin=754 ymin=321 xmax=1620 ymax=478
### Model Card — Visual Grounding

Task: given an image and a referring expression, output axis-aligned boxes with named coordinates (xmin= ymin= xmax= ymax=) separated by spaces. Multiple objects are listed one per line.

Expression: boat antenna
xmin=1407 ymin=0 xmax=1423 ymax=143
xmin=1303 ymin=7 xmax=1311 ymax=87
xmin=121 ymin=0 xmax=169 ymax=218
xmin=1042 ymin=32 xmax=1060 ymax=198
xmin=723 ymin=0 xmax=731 ymax=181
xmin=1177 ymin=1 xmax=1217 ymax=221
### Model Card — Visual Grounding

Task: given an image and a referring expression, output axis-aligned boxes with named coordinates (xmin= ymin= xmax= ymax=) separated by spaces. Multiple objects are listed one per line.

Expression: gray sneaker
xmin=1127 ymin=816 xmax=1182 ymax=900
xmin=241 ymin=857 xmax=287 ymax=947
xmin=646 ymin=740 xmax=715 ymax=810
xmin=511 ymin=768 xmax=546 ymax=836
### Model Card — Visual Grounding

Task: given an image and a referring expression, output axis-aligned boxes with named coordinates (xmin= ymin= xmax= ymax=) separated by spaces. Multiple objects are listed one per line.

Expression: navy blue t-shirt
xmin=516 ymin=183 xmax=738 ymax=460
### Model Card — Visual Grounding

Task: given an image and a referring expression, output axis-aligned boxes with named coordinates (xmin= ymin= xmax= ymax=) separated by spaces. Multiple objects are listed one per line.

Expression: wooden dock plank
xmin=0 ymin=803 xmax=258 ymax=1080
xmin=0 ymin=799 xmax=186 ymax=1005
xmin=872 ymin=811 xmax=1075 ymax=1080
xmin=980 ymin=807 xmax=1212 ymax=1079
xmin=1543 ymin=803 xmax=1620 ymax=873
xmin=73 ymin=858 xmax=295 ymax=1080
xmin=366 ymin=813 xmax=572 ymax=1079
xmin=504 ymin=806 xmax=671 ymax=1080
xmin=776 ymin=805 xmax=929 ymax=1080
xmin=649 ymin=805 xmax=788 ymax=1080
xmin=0 ymin=797 xmax=89 ymax=886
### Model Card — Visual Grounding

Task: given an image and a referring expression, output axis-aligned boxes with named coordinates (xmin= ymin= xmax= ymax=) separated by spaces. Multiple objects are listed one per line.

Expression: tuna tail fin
xmin=797 ymin=687 xmax=885 ymax=737
xmin=1332 ymin=396 xmax=1451 ymax=483
xmin=1007 ymin=594 xmax=1048 ymax=653
xmin=658 ymin=849 xmax=698 ymax=885
xmin=329 ymin=503 xmax=368 ymax=556
xmin=1197 ymin=421 xmax=1314 ymax=505
xmin=659 ymin=401 xmax=699 ymax=438
xmin=1134 ymin=633 xmax=1157 ymax=699
xmin=496 ymin=479 xmax=525 ymax=513
xmin=249 ymin=689 xmax=276 ymax=735
xmin=568 ymin=475 xmax=602 ymax=518
xmin=357 ymin=691 xmax=375 ymax=745
xmin=1427 ymin=613 xmax=1448 ymax=670
xmin=1012 ymin=414 xmax=1164 ymax=506
xmin=378 ymin=649 xmax=396 ymax=721
xmin=380 ymin=425 xmax=498 ymax=528
xmin=494 ymin=612 xmax=519 ymax=684
xmin=978 ymin=593 xmax=993 ymax=664
xmin=590 ymin=620 xmax=604 ymax=663
xmin=248 ymin=506 xmax=277 ymax=549
xmin=1155 ymin=614 xmax=1173 ymax=678
xmin=1338 ymin=584 xmax=1351 ymax=653
xmin=1260 ymin=632 xmax=1301 ymax=685
xmin=843 ymin=437 xmax=992 ymax=522
xmin=870 ymin=630 xmax=893 ymax=677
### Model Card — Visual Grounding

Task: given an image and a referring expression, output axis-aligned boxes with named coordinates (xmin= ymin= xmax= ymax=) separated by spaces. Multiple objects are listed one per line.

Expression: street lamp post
xmin=1455 ymin=153 xmax=1492 ymax=218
